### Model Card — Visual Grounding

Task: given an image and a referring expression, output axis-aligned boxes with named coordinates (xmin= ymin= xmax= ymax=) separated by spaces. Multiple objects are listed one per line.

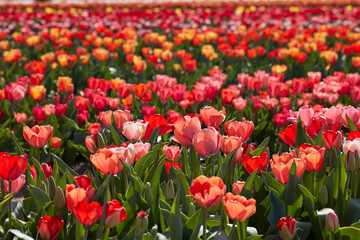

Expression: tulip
xmin=322 ymin=130 xmax=343 ymax=150
xmin=288 ymin=105 xmax=314 ymax=127
xmin=188 ymin=175 xmax=226 ymax=208
xmin=54 ymin=187 xmax=65 ymax=209
xmin=348 ymin=130 xmax=360 ymax=141
xmin=41 ymin=163 xmax=52 ymax=179
xmin=33 ymin=106 xmax=47 ymax=122
xmin=51 ymin=137 xmax=61 ymax=148
xmin=29 ymin=85 xmax=46 ymax=102
xmin=43 ymin=104 xmax=56 ymax=117
xmin=90 ymin=145 xmax=135 ymax=175
xmin=173 ymin=116 xmax=201 ymax=146
xmin=242 ymin=152 xmax=269 ymax=175
xmin=85 ymin=135 xmax=98 ymax=153
xmin=145 ymin=182 xmax=154 ymax=204
xmin=277 ymin=216 xmax=296 ymax=240
xmin=200 ymin=106 xmax=226 ymax=128
xmin=136 ymin=211 xmax=148 ymax=233
xmin=3 ymin=174 xmax=25 ymax=194
xmin=192 ymin=127 xmax=221 ymax=157
xmin=0 ymin=152 xmax=28 ymax=181
xmin=326 ymin=212 xmax=339 ymax=232
xmin=223 ymin=192 xmax=256 ymax=222
xmin=73 ymin=175 xmax=92 ymax=189
xmin=220 ymin=136 xmax=242 ymax=154
xmin=224 ymin=121 xmax=254 ymax=141
xmin=14 ymin=112 xmax=27 ymax=124
xmin=298 ymin=144 xmax=325 ymax=172
xmin=279 ymin=124 xmax=297 ymax=146
xmin=100 ymin=110 xmax=132 ymax=130
xmin=232 ymin=181 xmax=246 ymax=195
xmin=164 ymin=161 xmax=183 ymax=175
xmin=270 ymin=151 xmax=306 ymax=184
xmin=122 ymin=122 xmax=148 ymax=141
xmin=233 ymin=97 xmax=247 ymax=111
xmin=37 ymin=215 xmax=64 ymax=240
xmin=324 ymin=106 xmax=342 ymax=126
xmin=105 ymin=200 xmax=127 ymax=228
xmin=165 ymin=180 xmax=175 ymax=202
xmin=133 ymin=142 xmax=151 ymax=162
xmin=66 ymin=184 xmax=95 ymax=213
xmin=162 ymin=145 xmax=182 ymax=161
xmin=23 ymin=125 xmax=53 ymax=148
xmin=73 ymin=200 xmax=103 ymax=226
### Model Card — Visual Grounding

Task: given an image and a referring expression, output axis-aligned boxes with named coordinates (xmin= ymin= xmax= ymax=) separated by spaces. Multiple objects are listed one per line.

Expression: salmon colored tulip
xmin=51 ymin=137 xmax=61 ymax=148
xmin=66 ymin=184 xmax=95 ymax=213
xmin=192 ymin=127 xmax=221 ymax=157
xmin=270 ymin=151 xmax=306 ymax=184
xmin=223 ymin=192 xmax=256 ymax=222
xmin=188 ymin=175 xmax=226 ymax=208
xmin=23 ymin=125 xmax=53 ymax=147
xmin=232 ymin=181 xmax=246 ymax=195
xmin=73 ymin=200 xmax=103 ymax=226
xmin=14 ymin=112 xmax=27 ymax=124
xmin=200 ymin=106 xmax=226 ymax=128
xmin=100 ymin=110 xmax=132 ymax=130
xmin=105 ymin=199 xmax=127 ymax=228
xmin=173 ymin=116 xmax=201 ymax=146
xmin=242 ymin=152 xmax=269 ymax=175
xmin=220 ymin=135 xmax=242 ymax=154
xmin=37 ymin=215 xmax=64 ymax=240
xmin=122 ymin=122 xmax=148 ymax=141
xmin=163 ymin=145 xmax=182 ymax=161
xmin=322 ymin=130 xmax=343 ymax=150
xmin=90 ymin=145 xmax=135 ymax=175
xmin=0 ymin=152 xmax=28 ymax=181
xmin=4 ymin=174 xmax=25 ymax=194
xmin=133 ymin=142 xmax=151 ymax=162
xmin=298 ymin=144 xmax=325 ymax=172
xmin=224 ymin=121 xmax=254 ymax=141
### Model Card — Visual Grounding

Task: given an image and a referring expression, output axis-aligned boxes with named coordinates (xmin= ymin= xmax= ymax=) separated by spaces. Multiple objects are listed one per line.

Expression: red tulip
xmin=347 ymin=130 xmax=360 ymax=141
xmin=105 ymin=200 xmax=127 ymax=228
xmin=73 ymin=200 xmax=103 ymax=226
xmin=37 ymin=215 xmax=64 ymax=240
xmin=51 ymin=137 xmax=61 ymax=148
xmin=66 ymin=184 xmax=95 ymax=213
xmin=41 ymin=163 xmax=52 ymax=178
xmin=164 ymin=160 xmax=183 ymax=175
xmin=73 ymin=175 xmax=92 ymax=189
xmin=279 ymin=124 xmax=296 ymax=146
xmin=242 ymin=152 xmax=269 ymax=175
xmin=0 ymin=152 xmax=28 ymax=181
xmin=322 ymin=130 xmax=343 ymax=150
xmin=277 ymin=216 xmax=296 ymax=240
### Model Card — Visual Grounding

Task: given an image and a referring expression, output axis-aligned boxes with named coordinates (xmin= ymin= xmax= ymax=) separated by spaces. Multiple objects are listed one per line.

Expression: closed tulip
xmin=298 ymin=144 xmax=325 ymax=171
xmin=100 ymin=110 xmax=132 ymax=131
xmin=225 ymin=121 xmax=254 ymax=141
xmin=105 ymin=200 xmax=127 ymax=228
xmin=162 ymin=145 xmax=182 ymax=161
xmin=29 ymin=85 xmax=46 ymax=102
xmin=37 ymin=215 xmax=64 ymax=240
xmin=278 ymin=216 xmax=296 ymax=240
xmin=23 ymin=125 xmax=53 ymax=148
xmin=133 ymin=142 xmax=151 ymax=162
xmin=122 ymin=122 xmax=147 ymax=141
xmin=200 ymin=106 xmax=226 ymax=128
xmin=279 ymin=124 xmax=297 ymax=146
xmin=220 ymin=135 xmax=242 ymax=154
xmin=188 ymin=175 xmax=226 ymax=208
xmin=223 ymin=192 xmax=256 ymax=222
xmin=192 ymin=127 xmax=221 ymax=157
xmin=232 ymin=181 xmax=246 ymax=195
xmin=322 ymin=130 xmax=343 ymax=150
xmin=0 ymin=152 xmax=27 ymax=180
xmin=73 ymin=200 xmax=103 ymax=226
xmin=4 ymin=174 xmax=26 ymax=194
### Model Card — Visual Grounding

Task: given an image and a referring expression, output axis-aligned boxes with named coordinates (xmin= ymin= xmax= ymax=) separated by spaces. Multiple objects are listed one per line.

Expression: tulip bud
xmin=165 ymin=180 xmax=175 ymax=202
xmin=277 ymin=216 xmax=296 ymax=240
xmin=48 ymin=176 xmax=56 ymax=198
xmin=355 ymin=151 xmax=360 ymax=170
xmin=188 ymin=202 xmax=196 ymax=217
xmin=105 ymin=200 xmax=127 ymax=228
xmin=85 ymin=135 xmax=97 ymax=153
xmin=318 ymin=185 xmax=328 ymax=206
xmin=345 ymin=152 xmax=356 ymax=172
xmin=136 ymin=211 xmax=148 ymax=233
xmin=54 ymin=187 xmax=65 ymax=209
xmin=51 ymin=137 xmax=62 ymax=148
xmin=232 ymin=181 xmax=246 ymax=195
xmin=326 ymin=212 xmax=339 ymax=232
xmin=145 ymin=182 xmax=154 ymax=204
xmin=97 ymin=133 xmax=106 ymax=149
xmin=40 ymin=180 xmax=47 ymax=193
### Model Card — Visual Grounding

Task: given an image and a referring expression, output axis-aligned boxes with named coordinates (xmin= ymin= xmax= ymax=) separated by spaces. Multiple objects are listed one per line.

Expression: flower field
xmin=1 ymin=1 xmax=360 ymax=239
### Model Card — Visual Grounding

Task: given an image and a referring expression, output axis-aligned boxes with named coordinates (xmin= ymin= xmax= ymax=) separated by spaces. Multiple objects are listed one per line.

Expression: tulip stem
xmin=354 ymin=171 xmax=359 ymax=198
xmin=211 ymin=155 xmax=215 ymax=176
xmin=37 ymin=147 xmax=40 ymax=162
xmin=8 ymin=180 xmax=12 ymax=228
xmin=83 ymin=225 xmax=89 ymax=240
xmin=203 ymin=208 xmax=208 ymax=240
xmin=228 ymin=221 xmax=236 ymax=239
xmin=0 ymin=179 xmax=5 ymax=200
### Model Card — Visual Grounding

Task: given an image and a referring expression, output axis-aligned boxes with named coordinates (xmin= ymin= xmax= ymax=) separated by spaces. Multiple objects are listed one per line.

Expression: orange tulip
xmin=270 ymin=151 xmax=306 ymax=184
xmin=298 ymin=144 xmax=325 ymax=172
xmin=66 ymin=184 xmax=95 ymax=213
xmin=225 ymin=121 xmax=254 ymax=141
xmin=29 ymin=85 xmax=46 ymax=102
xmin=23 ymin=125 xmax=53 ymax=148
xmin=200 ymin=106 xmax=226 ymax=128
xmin=188 ymin=175 xmax=226 ymax=208
xmin=192 ymin=127 xmax=221 ymax=157
xmin=100 ymin=110 xmax=132 ymax=131
xmin=223 ymin=192 xmax=256 ymax=222
xmin=220 ymin=136 xmax=242 ymax=154
xmin=232 ymin=181 xmax=246 ymax=195
xmin=90 ymin=145 xmax=135 ymax=175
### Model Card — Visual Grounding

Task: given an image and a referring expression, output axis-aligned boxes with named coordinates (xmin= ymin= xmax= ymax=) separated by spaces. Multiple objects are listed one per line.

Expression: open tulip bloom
xmin=1 ymin=2 xmax=360 ymax=240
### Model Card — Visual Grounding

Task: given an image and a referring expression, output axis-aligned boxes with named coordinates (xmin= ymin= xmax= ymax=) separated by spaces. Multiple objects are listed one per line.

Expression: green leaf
xmin=346 ymin=114 xmax=357 ymax=131
xmin=298 ymin=185 xmax=316 ymax=216
xmin=241 ymin=170 xmax=258 ymax=199
xmin=250 ymin=137 xmax=270 ymax=157
xmin=28 ymin=185 xmax=51 ymax=210
xmin=345 ymin=199 xmax=360 ymax=225
xmin=5 ymin=229 xmax=34 ymax=240
xmin=335 ymin=227 xmax=360 ymax=240
xmin=170 ymin=191 xmax=183 ymax=240
xmin=51 ymin=153 xmax=78 ymax=176
xmin=109 ymin=123 xmax=122 ymax=146
xmin=0 ymin=193 xmax=14 ymax=211
xmin=295 ymin=116 xmax=307 ymax=147
xmin=149 ymin=126 xmax=159 ymax=146
xmin=262 ymin=172 xmax=285 ymax=199
xmin=93 ymin=175 xmax=111 ymax=202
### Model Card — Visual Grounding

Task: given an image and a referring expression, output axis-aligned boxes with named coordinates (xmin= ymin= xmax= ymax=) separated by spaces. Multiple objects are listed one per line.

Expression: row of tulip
xmin=1 ymin=3 xmax=360 ymax=240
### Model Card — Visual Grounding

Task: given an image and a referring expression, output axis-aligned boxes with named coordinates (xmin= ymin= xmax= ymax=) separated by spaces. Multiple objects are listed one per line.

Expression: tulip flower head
xmin=223 ymin=192 xmax=256 ymax=222
xmin=278 ymin=216 xmax=296 ymax=240
xmin=37 ymin=215 xmax=64 ymax=240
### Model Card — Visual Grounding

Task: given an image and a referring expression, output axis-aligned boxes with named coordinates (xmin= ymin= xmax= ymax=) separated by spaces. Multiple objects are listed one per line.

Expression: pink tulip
xmin=192 ymin=127 xmax=221 ymax=157
xmin=173 ymin=116 xmax=201 ymax=146
xmin=162 ymin=145 xmax=182 ymax=161
xmin=200 ymin=106 xmax=226 ymax=128
xmin=224 ymin=121 xmax=254 ymax=141
xmin=122 ymin=122 xmax=148 ymax=141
